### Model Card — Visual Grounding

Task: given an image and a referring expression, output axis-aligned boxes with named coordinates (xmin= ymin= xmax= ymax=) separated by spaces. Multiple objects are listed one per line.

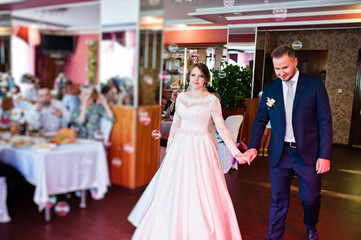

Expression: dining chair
xmin=0 ymin=177 xmax=11 ymax=223
xmin=99 ymin=117 xmax=113 ymax=147
xmin=217 ymin=115 xmax=243 ymax=173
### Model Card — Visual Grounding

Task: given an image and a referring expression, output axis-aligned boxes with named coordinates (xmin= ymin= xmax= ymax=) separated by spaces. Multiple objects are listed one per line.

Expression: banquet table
xmin=0 ymin=138 xmax=110 ymax=221
xmin=160 ymin=120 xmax=172 ymax=137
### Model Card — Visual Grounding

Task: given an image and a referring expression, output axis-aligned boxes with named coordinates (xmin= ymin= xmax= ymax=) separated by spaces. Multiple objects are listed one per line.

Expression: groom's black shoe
xmin=307 ymin=229 xmax=319 ymax=240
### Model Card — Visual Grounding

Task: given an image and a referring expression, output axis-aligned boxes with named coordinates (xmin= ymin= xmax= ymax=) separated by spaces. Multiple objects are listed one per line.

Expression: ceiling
xmin=3 ymin=0 xmax=361 ymax=31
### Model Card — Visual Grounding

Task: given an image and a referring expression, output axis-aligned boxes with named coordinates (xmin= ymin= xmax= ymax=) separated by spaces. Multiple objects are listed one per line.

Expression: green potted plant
xmin=210 ymin=62 xmax=252 ymax=113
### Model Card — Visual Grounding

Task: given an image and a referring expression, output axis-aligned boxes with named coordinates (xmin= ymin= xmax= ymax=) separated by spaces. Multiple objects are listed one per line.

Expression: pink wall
xmin=64 ymin=33 xmax=99 ymax=85
xmin=238 ymin=52 xmax=254 ymax=67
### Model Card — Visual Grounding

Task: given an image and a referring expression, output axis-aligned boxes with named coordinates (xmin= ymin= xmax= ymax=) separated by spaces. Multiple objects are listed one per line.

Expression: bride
xmin=128 ymin=63 xmax=247 ymax=240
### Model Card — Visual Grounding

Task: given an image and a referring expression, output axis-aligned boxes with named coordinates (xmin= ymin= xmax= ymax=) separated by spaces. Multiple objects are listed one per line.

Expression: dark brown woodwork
xmin=349 ymin=49 xmax=361 ymax=146
xmin=107 ymin=105 xmax=161 ymax=189
xmin=243 ymin=98 xmax=261 ymax=146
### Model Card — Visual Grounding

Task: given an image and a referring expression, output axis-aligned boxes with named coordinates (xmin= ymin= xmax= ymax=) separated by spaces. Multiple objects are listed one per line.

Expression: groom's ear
xmin=294 ymin=57 xmax=298 ymax=67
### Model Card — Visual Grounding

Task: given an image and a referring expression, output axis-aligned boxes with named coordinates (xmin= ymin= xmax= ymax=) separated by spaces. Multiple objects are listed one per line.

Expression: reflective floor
xmin=1 ymin=145 xmax=360 ymax=240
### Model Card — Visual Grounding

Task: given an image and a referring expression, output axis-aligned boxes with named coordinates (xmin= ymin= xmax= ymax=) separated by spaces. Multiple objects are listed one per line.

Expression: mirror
xmin=225 ymin=26 xmax=256 ymax=100
xmin=11 ymin=3 xmax=100 ymax=97
xmin=99 ymin=0 xmax=140 ymax=106
xmin=0 ymin=14 xmax=11 ymax=74
xmin=138 ymin=0 xmax=164 ymax=106
xmin=99 ymin=30 xmax=137 ymax=106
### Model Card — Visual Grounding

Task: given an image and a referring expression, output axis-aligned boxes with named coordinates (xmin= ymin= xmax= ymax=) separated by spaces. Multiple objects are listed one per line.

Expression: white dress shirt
xmin=282 ymin=69 xmax=299 ymax=143
xmin=25 ymin=99 xmax=71 ymax=132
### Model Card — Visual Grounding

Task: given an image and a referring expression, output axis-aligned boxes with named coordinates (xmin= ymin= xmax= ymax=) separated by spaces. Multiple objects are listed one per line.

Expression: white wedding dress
xmin=128 ymin=92 xmax=242 ymax=240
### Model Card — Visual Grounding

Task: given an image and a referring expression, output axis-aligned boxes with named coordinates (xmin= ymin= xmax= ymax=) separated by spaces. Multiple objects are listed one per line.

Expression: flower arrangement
xmin=21 ymin=73 xmax=34 ymax=83
xmin=54 ymin=73 xmax=72 ymax=87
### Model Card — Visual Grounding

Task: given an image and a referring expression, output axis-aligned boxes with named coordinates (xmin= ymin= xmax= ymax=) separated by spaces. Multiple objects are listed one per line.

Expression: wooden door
xmin=349 ymin=49 xmax=361 ymax=146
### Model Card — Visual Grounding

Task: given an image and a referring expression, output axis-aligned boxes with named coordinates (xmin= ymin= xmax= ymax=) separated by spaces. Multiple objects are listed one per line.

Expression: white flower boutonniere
xmin=266 ymin=97 xmax=277 ymax=110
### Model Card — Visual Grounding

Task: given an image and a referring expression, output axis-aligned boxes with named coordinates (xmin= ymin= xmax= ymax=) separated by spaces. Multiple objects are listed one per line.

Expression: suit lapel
xmin=274 ymin=79 xmax=285 ymax=119
xmin=293 ymin=72 xmax=308 ymax=112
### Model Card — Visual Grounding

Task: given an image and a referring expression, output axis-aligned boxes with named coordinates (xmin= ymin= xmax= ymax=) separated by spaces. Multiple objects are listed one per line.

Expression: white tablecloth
xmin=0 ymin=139 xmax=110 ymax=211
xmin=161 ymin=120 xmax=172 ymax=137
xmin=0 ymin=177 xmax=11 ymax=222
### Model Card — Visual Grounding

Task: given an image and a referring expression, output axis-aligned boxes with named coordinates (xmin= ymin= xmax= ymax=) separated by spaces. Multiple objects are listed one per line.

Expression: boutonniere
xmin=266 ymin=97 xmax=277 ymax=110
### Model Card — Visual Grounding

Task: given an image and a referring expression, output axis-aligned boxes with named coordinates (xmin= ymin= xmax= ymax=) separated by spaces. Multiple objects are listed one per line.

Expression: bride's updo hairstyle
xmin=186 ymin=63 xmax=211 ymax=87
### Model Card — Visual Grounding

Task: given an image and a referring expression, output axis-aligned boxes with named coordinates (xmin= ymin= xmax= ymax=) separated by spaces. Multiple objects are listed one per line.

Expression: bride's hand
xmin=235 ymin=153 xmax=247 ymax=165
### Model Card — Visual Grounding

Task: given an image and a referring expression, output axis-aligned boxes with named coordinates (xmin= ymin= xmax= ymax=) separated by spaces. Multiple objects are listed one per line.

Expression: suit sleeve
xmin=248 ymin=88 xmax=270 ymax=150
xmin=316 ymin=80 xmax=332 ymax=160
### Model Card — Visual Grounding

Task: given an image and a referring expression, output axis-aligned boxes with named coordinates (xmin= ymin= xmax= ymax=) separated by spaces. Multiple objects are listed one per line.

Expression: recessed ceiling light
xmin=0 ymin=0 xmax=25 ymax=4
xmin=177 ymin=23 xmax=186 ymax=29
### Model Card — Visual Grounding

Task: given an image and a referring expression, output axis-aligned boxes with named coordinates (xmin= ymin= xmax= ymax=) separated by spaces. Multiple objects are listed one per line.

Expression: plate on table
xmin=12 ymin=139 xmax=33 ymax=148
xmin=32 ymin=143 xmax=57 ymax=152
xmin=42 ymin=131 xmax=57 ymax=138
xmin=48 ymin=136 xmax=78 ymax=145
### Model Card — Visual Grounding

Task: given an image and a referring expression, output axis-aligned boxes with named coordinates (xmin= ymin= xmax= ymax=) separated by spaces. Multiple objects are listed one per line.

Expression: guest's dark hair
xmin=271 ymin=44 xmax=295 ymax=59
xmin=101 ymin=85 xmax=113 ymax=95
xmin=186 ymin=63 xmax=211 ymax=86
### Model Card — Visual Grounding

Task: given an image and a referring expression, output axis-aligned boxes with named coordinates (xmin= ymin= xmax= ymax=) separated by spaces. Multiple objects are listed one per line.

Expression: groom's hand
xmin=244 ymin=148 xmax=258 ymax=165
xmin=316 ymin=158 xmax=330 ymax=174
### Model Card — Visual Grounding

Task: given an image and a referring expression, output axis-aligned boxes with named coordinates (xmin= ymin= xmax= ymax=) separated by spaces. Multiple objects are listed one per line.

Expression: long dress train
xmin=128 ymin=92 xmax=242 ymax=240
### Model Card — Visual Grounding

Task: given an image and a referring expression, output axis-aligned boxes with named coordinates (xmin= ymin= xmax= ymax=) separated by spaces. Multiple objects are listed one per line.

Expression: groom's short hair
xmin=271 ymin=44 xmax=295 ymax=59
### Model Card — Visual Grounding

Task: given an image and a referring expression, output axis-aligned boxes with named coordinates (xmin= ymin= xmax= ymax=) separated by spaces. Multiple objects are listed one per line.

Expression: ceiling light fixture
xmin=38 ymin=7 xmax=68 ymax=16
xmin=174 ymin=0 xmax=198 ymax=3
xmin=0 ymin=0 xmax=25 ymax=5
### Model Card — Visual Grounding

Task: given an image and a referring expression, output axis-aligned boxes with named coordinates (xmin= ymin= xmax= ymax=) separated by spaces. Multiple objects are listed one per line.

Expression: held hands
xmin=235 ymin=148 xmax=258 ymax=165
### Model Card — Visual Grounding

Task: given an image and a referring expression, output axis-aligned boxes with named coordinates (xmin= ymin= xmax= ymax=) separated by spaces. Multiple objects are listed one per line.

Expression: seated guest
xmin=101 ymin=85 xmax=118 ymax=105
xmin=71 ymin=85 xmax=114 ymax=141
xmin=166 ymin=90 xmax=179 ymax=116
xmin=161 ymin=96 xmax=168 ymax=111
xmin=20 ymin=77 xmax=37 ymax=101
xmin=26 ymin=87 xmax=71 ymax=132
xmin=62 ymin=83 xmax=80 ymax=113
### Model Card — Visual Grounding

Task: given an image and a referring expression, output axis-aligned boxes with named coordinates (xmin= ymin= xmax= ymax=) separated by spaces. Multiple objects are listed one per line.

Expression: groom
xmin=244 ymin=44 xmax=332 ymax=240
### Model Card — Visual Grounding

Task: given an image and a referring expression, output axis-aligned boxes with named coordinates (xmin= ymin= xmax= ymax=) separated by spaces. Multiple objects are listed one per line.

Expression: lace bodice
xmin=167 ymin=92 xmax=240 ymax=157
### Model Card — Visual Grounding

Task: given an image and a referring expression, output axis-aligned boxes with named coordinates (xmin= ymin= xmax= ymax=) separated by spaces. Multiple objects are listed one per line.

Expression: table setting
xmin=0 ymin=128 xmax=110 ymax=222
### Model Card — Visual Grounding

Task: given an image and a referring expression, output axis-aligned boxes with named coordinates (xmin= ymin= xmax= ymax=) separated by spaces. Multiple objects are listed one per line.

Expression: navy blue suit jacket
xmin=249 ymin=73 xmax=332 ymax=167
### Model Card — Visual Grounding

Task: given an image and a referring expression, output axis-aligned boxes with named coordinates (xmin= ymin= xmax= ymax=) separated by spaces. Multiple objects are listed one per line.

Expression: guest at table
xmin=19 ymin=75 xmax=37 ymax=101
xmin=166 ymin=90 xmax=179 ymax=116
xmin=62 ymin=83 xmax=80 ymax=113
xmin=71 ymin=85 xmax=114 ymax=141
xmin=161 ymin=96 xmax=168 ymax=111
xmin=25 ymin=87 xmax=71 ymax=132
xmin=101 ymin=85 xmax=118 ymax=105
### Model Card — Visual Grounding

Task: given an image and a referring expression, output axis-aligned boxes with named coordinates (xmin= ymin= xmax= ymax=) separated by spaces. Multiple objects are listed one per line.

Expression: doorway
xmin=253 ymin=49 xmax=328 ymax=97
xmin=349 ymin=49 xmax=361 ymax=146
